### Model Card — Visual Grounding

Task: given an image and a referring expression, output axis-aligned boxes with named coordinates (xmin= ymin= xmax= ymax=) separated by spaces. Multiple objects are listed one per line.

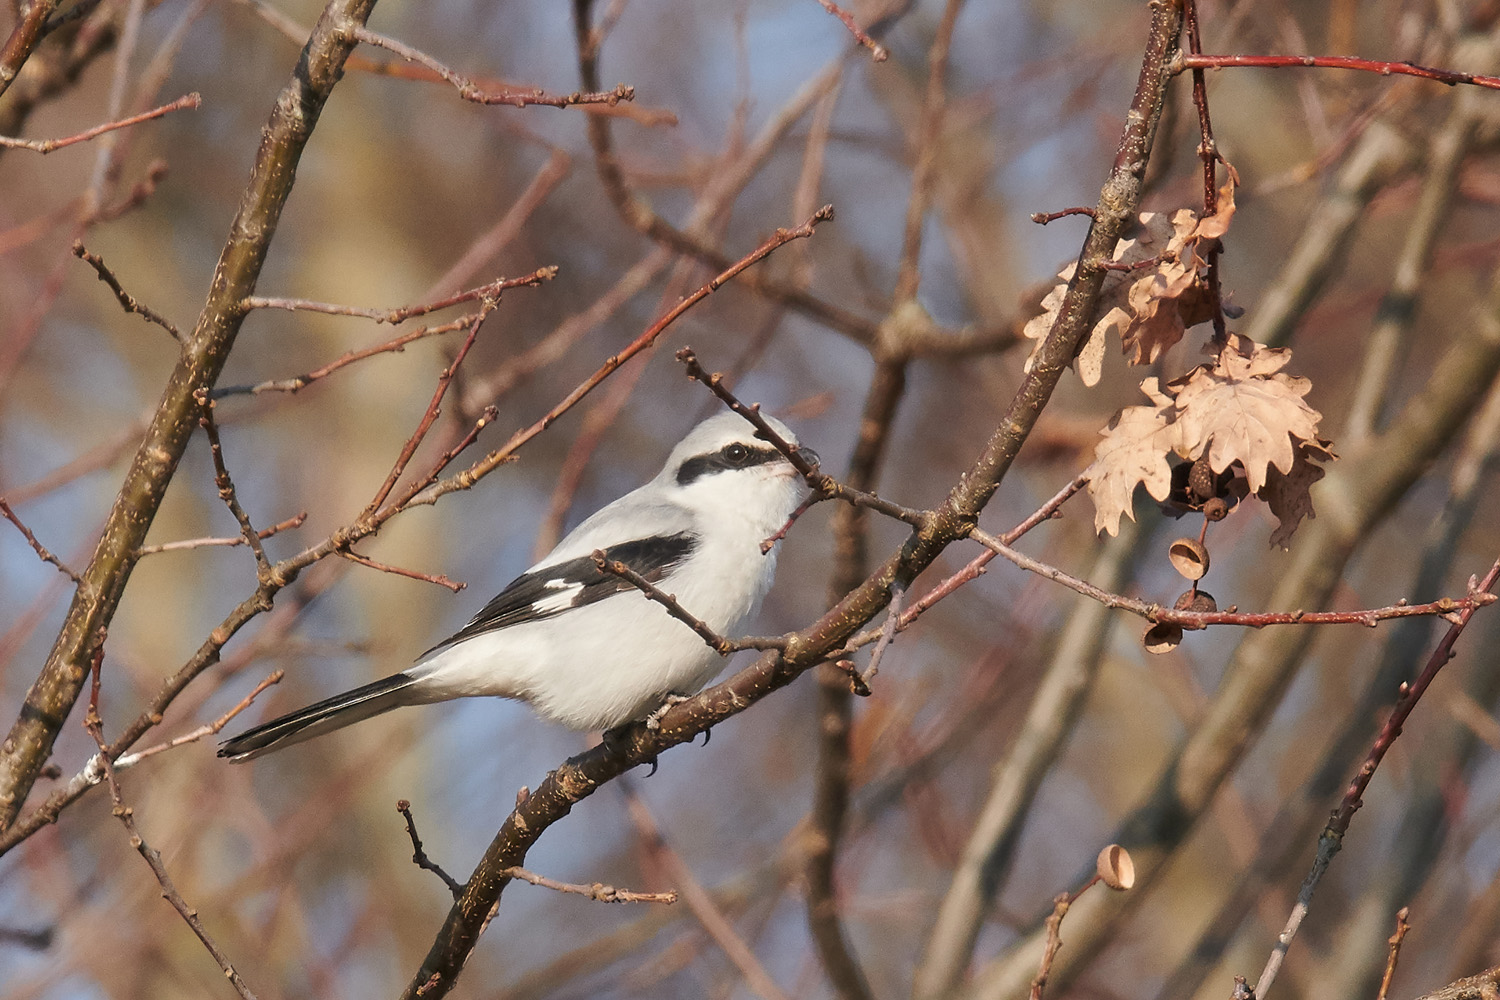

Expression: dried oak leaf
xmin=1263 ymin=437 xmax=1336 ymax=549
xmin=1170 ymin=335 xmax=1321 ymax=493
xmin=1194 ymin=166 xmax=1239 ymax=240
xmin=1084 ymin=377 xmax=1178 ymax=535
xmin=1022 ymin=211 xmax=1186 ymax=387
xmin=1085 ymin=332 xmax=1336 ymax=546
xmin=1022 ymin=177 xmax=1237 ymax=384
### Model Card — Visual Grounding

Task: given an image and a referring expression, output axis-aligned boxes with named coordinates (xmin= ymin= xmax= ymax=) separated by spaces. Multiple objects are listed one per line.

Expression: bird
xmin=218 ymin=412 xmax=815 ymax=761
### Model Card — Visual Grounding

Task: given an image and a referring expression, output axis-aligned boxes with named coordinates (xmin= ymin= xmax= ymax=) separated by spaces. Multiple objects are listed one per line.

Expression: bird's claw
xmin=644 ymin=692 xmax=691 ymax=730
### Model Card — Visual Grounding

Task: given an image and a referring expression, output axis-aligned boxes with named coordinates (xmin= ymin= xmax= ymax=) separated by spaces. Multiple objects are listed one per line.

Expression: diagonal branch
xmin=0 ymin=0 xmax=381 ymax=834
xmin=401 ymin=0 xmax=1186 ymax=992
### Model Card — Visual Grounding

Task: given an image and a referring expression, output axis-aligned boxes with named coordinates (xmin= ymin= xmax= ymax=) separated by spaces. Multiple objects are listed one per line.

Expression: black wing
xmin=422 ymin=532 xmax=698 ymax=655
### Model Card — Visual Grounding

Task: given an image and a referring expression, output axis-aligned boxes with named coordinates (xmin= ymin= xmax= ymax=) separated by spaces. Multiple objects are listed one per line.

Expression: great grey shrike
xmin=219 ymin=412 xmax=814 ymax=761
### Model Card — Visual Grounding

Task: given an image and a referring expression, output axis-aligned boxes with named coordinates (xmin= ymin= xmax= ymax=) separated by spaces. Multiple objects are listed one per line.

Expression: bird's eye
xmin=723 ymin=443 xmax=751 ymax=465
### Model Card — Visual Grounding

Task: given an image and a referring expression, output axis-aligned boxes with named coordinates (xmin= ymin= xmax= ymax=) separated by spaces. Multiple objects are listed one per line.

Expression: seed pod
xmin=1189 ymin=454 xmax=1217 ymax=500
xmin=1144 ymin=622 xmax=1182 ymax=653
xmin=1203 ymin=496 xmax=1229 ymax=521
xmin=1096 ymin=843 xmax=1136 ymax=890
xmin=1173 ymin=589 xmax=1218 ymax=614
xmin=1169 ymin=538 xmax=1210 ymax=580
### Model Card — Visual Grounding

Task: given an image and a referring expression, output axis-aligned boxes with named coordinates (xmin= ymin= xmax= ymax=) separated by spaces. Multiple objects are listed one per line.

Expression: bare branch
xmin=501 ymin=866 xmax=678 ymax=905
xmin=1175 ymin=52 xmax=1500 ymax=90
xmin=814 ymin=0 xmax=888 ymax=62
xmin=72 ymin=240 xmax=181 ymax=341
xmin=0 ymin=91 xmax=199 ymax=152
xmin=967 ymin=526 xmax=1496 ymax=631
xmin=339 ymin=549 xmax=466 ymax=593
xmin=398 ymin=800 xmax=465 ymax=899
xmin=83 ymin=644 xmax=260 ymax=1000
xmin=353 ymin=25 xmax=634 ymax=108
xmin=0 ymin=499 xmax=81 ymax=583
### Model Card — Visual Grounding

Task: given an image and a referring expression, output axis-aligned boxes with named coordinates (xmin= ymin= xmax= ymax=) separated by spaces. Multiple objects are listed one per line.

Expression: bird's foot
xmin=643 ymin=692 xmax=691 ymax=730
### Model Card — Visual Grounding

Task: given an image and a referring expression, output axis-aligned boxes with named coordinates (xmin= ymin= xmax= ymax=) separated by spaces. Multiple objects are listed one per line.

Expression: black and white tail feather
xmin=219 ymin=413 xmax=812 ymax=762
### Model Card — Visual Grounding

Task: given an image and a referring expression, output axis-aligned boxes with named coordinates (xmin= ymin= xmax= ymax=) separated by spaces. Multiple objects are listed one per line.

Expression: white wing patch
xmin=533 ymin=580 xmax=584 ymax=615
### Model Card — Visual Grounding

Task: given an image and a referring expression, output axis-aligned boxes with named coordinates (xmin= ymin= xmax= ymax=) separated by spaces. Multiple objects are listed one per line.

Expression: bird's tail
xmin=218 ymin=672 xmax=420 ymax=762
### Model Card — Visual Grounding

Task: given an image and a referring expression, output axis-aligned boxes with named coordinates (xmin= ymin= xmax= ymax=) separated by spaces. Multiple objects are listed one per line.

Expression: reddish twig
xmin=196 ymin=391 xmax=275 ymax=580
xmin=842 ymin=475 xmax=1089 ymax=652
xmin=814 ymin=0 xmax=888 ymax=62
xmin=353 ymin=26 xmax=634 ymax=108
xmin=412 ymin=206 xmax=836 ymax=510
xmin=72 ymin=241 xmax=181 ymax=341
xmin=968 ymin=527 xmax=1496 ymax=631
xmin=215 ymin=315 xmax=478 ymax=398
xmin=1252 ymin=556 xmax=1500 ymax=998
xmin=241 ymin=268 xmax=556 ymax=324
xmin=363 ymin=307 xmax=493 ymax=517
xmin=1174 ymin=52 xmax=1500 ymax=91
xmin=82 ymin=644 xmax=260 ymax=1000
xmin=136 ymin=513 xmax=307 ymax=556
xmin=0 ymin=499 xmax=81 ymax=583
xmin=340 ymin=549 xmax=466 ymax=593
xmin=0 ymin=93 xmax=199 ymax=152
xmin=113 ymin=669 xmax=284 ymax=768
xmin=1182 ymin=0 xmax=1228 ymax=338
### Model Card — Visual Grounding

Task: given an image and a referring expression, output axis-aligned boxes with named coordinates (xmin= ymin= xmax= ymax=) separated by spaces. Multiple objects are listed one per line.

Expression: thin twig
xmin=968 ymin=526 xmax=1496 ymax=630
xmin=814 ymin=0 xmax=888 ymax=62
xmin=196 ymin=391 xmax=275 ymax=580
xmin=214 ymin=315 xmax=478 ymax=398
xmin=83 ymin=643 xmax=260 ymax=1000
xmin=363 ymin=306 xmax=494 ymax=517
xmin=399 ymin=800 xmax=466 ymax=899
xmin=862 ymin=581 xmax=904 ymax=683
xmin=592 ymin=552 xmax=785 ymax=656
xmin=1030 ymin=893 xmax=1070 ymax=1000
xmin=241 ymin=269 xmax=556 ymax=324
xmin=1030 ymin=207 xmax=1096 ymax=225
xmin=0 ymin=499 xmax=81 ymax=583
xmin=1253 ymin=556 xmax=1500 ymax=999
xmin=1174 ymin=52 xmax=1500 ymax=90
xmin=501 ymin=866 xmax=678 ymax=905
xmin=339 ymin=549 xmax=466 ymax=593
xmin=412 ymin=206 xmax=836 ymax=510
xmin=1376 ymin=907 xmax=1411 ymax=1000
xmin=136 ymin=513 xmax=307 ymax=556
xmin=113 ymin=669 xmax=284 ymax=768
xmin=353 ymin=26 xmax=634 ymax=108
xmin=0 ymin=92 xmax=199 ymax=152
xmin=72 ymin=241 xmax=181 ymax=341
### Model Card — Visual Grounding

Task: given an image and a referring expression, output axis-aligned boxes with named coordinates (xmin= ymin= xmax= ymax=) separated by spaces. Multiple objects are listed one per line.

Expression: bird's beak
xmin=797 ymin=446 xmax=820 ymax=469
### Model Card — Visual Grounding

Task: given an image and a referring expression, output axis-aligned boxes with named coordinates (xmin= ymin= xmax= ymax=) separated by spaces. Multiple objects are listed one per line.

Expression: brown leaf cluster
xmin=1085 ymin=334 xmax=1336 ymax=547
xmin=1022 ymin=173 xmax=1237 ymax=385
